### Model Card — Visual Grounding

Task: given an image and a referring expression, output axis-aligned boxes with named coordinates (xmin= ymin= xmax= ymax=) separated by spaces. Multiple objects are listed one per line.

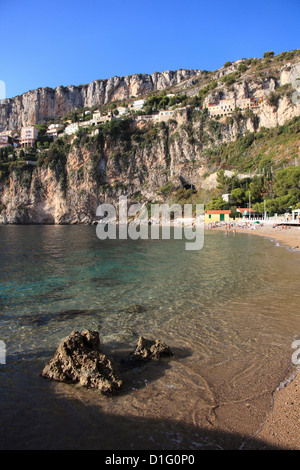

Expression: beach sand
xmin=210 ymin=222 xmax=300 ymax=251
xmin=208 ymin=221 xmax=300 ymax=450
xmin=246 ymin=367 xmax=300 ymax=449
xmin=234 ymin=224 xmax=300 ymax=251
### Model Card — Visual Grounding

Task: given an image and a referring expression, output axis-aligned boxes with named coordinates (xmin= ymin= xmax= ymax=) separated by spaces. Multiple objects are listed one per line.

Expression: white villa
xmin=64 ymin=123 xmax=79 ymax=135
xmin=116 ymin=107 xmax=128 ymax=116
xmin=158 ymin=110 xmax=175 ymax=122
xmin=46 ymin=124 xmax=64 ymax=139
xmin=131 ymin=99 xmax=146 ymax=111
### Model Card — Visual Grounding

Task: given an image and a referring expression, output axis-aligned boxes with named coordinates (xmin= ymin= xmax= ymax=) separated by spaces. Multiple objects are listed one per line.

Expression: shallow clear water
xmin=0 ymin=226 xmax=299 ymax=449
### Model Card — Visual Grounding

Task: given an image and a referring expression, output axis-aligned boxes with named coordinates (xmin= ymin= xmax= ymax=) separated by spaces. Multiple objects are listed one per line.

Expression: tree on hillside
xmin=205 ymin=196 xmax=229 ymax=211
xmin=231 ymin=187 xmax=246 ymax=205
xmin=263 ymin=51 xmax=274 ymax=59
xmin=273 ymin=167 xmax=300 ymax=201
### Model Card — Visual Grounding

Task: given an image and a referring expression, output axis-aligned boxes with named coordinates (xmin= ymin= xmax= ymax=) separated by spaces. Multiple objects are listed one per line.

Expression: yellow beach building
xmin=205 ymin=210 xmax=232 ymax=223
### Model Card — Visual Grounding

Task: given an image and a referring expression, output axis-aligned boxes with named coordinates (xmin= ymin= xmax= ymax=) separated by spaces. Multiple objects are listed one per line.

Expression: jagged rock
xmin=131 ymin=336 xmax=173 ymax=361
xmin=42 ymin=330 xmax=122 ymax=394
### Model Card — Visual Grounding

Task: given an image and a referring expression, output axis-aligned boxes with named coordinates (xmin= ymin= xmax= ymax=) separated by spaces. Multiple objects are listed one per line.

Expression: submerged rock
xmin=124 ymin=304 xmax=147 ymax=314
xmin=130 ymin=336 xmax=173 ymax=361
xmin=42 ymin=330 xmax=122 ymax=394
xmin=18 ymin=309 xmax=97 ymax=326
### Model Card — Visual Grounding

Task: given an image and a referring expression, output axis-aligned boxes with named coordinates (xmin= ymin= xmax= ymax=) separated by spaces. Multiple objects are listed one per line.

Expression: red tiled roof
xmin=237 ymin=207 xmax=254 ymax=213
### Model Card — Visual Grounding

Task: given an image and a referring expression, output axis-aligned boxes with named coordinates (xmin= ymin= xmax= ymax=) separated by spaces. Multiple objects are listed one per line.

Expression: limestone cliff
xmin=0 ymin=107 xmax=299 ymax=225
xmin=0 ymin=53 xmax=299 ymax=224
xmin=0 ymin=70 xmax=199 ymax=132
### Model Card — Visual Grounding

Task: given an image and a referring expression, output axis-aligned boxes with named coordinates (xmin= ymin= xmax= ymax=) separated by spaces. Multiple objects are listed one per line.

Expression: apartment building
xmin=234 ymin=98 xmax=248 ymax=109
xmin=20 ymin=126 xmax=39 ymax=147
xmin=208 ymin=97 xmax=263 ymax=117
xmin=208 ymin=98 xmax=236 ymax=116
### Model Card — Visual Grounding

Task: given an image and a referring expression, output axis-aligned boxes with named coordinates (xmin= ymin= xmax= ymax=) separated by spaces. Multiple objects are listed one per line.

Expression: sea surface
xmin=0 ymin=225 xmax=299 ymax=450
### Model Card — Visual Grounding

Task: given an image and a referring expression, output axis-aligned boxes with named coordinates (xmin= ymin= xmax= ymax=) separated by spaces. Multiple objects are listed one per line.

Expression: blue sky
xmin=0 ymin=0 xmax=299 ymax=98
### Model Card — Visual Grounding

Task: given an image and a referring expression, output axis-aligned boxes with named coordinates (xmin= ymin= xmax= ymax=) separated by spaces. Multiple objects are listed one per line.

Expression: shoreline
xmin=207 ymin=221 xmax=300 ymax=449
xmin=0 ymin=221 xmax=299 ymax=449
xmin=245 ymin=365 xmax=300 ymax=450
xmin=208 ymin=221 xmax=300 ymax=252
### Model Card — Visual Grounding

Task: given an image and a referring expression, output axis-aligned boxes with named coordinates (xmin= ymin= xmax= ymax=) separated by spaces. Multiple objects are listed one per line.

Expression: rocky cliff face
xmin=0 ymin=70 xmax=199 ymax=132
xmin=0 ymin=57 xmax=299 ymax=224
xmin=1 ymin=104 xmax=299 ymax=225
xmin=203 ymin=61 xmax=300 ymax=129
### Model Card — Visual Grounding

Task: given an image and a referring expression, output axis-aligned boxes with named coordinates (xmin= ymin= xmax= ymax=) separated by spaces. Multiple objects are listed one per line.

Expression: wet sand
xmin=208 ymin=221 xmax=300 ymax=450
xmin=246 ymin=367 xmax=300 ymax=449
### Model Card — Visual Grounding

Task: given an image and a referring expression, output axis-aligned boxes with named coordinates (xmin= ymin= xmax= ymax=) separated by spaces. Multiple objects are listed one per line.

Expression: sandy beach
xmin=209 ymin=221 xmax=300 ymax=252
xmin=233 ymin=224 xmax=299 ymax=251
xmin=246 ymin=366 xmax=300 ymax=449
xmin=208 ymin=221 xmax=300 ymax=450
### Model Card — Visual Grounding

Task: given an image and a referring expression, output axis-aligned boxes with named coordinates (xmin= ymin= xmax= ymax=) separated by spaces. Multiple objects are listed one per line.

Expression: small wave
xmin=276 ymin=366 xmax=300 ymax=391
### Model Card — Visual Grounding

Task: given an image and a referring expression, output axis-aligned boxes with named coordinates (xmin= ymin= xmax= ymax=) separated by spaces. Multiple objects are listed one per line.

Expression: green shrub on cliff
xmin=267 ymin=91 xmax=280 ymax=109
xmin=263 ymin=51 xmax=274 ymax=59
xmin=221 ymin=72 xmax=240 ymax=86
xmin=41 ymin=139 xmax=70 ymax=195
xmin=159 ymin=181 xmax=174 ymax=198
xmin=102 ymin=118 xmax=133 ymax=145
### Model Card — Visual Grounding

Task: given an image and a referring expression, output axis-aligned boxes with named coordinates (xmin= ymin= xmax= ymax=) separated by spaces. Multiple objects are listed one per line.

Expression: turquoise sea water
xmin=0 ymin=226 xmax=299 ymax=449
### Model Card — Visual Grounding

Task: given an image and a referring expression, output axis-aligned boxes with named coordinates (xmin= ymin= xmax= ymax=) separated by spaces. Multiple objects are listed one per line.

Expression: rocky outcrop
xmin=42 ymin=330 xmax=174 ymax=392
xmin=119 ymin=336 xmax=173 ymax=371
xmin=0 ymin=70 xmax=199 ymax=132
xmin=130 ymin=336 xmax=173 ymax=361
xmin=42 ymin=330 xmax=123 ymax=394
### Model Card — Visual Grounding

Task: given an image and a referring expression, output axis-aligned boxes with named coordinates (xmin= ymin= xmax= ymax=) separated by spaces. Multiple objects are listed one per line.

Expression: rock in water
xmin=42 ymin=330 xmax=122 ymax=394
xmin=131 ymin=336 xmax=173 ymax=361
